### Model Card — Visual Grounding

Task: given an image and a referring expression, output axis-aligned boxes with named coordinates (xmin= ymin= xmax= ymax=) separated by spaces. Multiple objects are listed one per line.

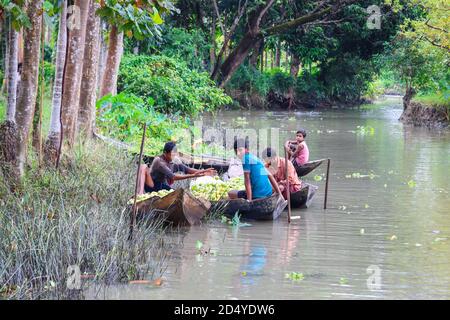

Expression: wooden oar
xmin=130 ymin=123 xmax=147 ymax=239
xmin=324 ymin=158 xmax=331 ymax=209
xmin=284 ymin=147 xmax=292 ymax=223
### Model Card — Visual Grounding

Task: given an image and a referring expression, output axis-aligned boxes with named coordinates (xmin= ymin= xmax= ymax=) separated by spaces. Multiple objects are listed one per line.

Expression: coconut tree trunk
xmin=1 ymin=17 xmax=9 ymax=95
xmin=6 ymin=24 xmax=19 ymax=122
xmin=60 ymin=0 xmax=90 ymax=148
xmin=13 ymin=0 xmax=43 ymax=177
xmin=78 ymin=1 xmax=101 ymax=138
xmin=46 ymin=0 xmax=67 ymax=158
xmin=99 ymin=25 xmax=123 ymax=98
xmin=32 ymin=18 xmax=46 ymax=159
xmin=97 ymin=21 xmax=108 ymax=91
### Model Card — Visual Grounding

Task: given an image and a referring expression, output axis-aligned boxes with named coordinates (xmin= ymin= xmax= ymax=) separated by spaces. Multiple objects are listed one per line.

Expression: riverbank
xmin=400 ymin=98 xmax=449 ymax=129
xmin=0 ymin=141 xmax=170 ymax=299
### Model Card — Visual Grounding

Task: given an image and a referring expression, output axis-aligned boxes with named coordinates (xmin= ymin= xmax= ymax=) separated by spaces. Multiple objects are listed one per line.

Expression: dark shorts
xmin=237 ymin=190 xmax=247 ymax=199
xmin=144 ymin=182 xmax=171 ymax=193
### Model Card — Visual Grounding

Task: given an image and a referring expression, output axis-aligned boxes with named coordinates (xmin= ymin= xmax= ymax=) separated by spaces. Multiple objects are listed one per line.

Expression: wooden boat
xmin=134 ymin=189 xmax=211 ymax=226
xmin=144 ymin=152 xmax=230 ymax=173
xmin=294 ymin=159 xmax=327 ymax=177
xmin=214 ymin=193 xmax=287 ymax=221
xmin=290 ymin=182 xmax=318 ymax=209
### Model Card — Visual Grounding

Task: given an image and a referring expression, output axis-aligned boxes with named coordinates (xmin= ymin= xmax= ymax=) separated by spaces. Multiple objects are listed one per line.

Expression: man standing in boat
xmin=228 ymin=138 xmax=282 ymax=201
xmin=261 ymin=147 xmax=302 ymax=200
xmin=137 ymin=141 xmax=216 ymax=194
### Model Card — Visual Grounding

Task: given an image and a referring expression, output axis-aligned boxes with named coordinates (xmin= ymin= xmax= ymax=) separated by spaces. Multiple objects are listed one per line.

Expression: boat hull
xmin=215 ymin=194 xmax=287 ymax=221
xmin=290 ymin=183 xmax=318 ymax=209
xmin=135 ymin=189 xmax=211 ymax=226
xmin=294 ymin=159 xmax=327 ymax=177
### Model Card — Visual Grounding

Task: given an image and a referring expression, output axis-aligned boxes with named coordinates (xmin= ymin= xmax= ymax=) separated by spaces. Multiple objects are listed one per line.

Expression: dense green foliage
xmin=96 ymin=92 xmax=192 ymax=155
xmin=118 ymin=55 xmax=232 ymax=116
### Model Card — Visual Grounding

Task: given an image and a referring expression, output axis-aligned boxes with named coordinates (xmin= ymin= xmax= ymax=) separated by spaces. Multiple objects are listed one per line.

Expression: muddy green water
xmin=99 ymin=96 xmax=450 ymax=299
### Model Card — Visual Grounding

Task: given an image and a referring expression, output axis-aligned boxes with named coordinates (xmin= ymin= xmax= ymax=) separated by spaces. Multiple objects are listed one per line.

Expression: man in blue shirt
xmin=228 ymin=139 xmax=282 ymax=201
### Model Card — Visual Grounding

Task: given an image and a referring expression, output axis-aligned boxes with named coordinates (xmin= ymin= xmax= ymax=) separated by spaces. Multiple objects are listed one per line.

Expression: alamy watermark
xmin=367 ymin=5 xmax=382 ymax=30
xmin=66 ymin=265 xmax=81 ymax=290
xmin=366 ymin=265 xmax=382 ymax=290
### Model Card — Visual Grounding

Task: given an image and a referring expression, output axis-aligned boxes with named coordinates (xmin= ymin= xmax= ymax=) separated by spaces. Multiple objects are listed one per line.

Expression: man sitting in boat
xmin=228 ymin=138 xmax=282 ymax=201
xmin=285 ymin=129 xmax=309 ymax=169
xmin=261 ymin=147 xmax=302 ymax=200
xmin=137 ymin=141 xmax=216 ymax=194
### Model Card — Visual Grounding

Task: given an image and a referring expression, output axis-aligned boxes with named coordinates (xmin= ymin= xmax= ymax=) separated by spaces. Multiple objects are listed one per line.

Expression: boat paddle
xmin=130 ymin=122 xmax=147 ymax=240
xmin=284 ymin=147 xmax=292 ymax=223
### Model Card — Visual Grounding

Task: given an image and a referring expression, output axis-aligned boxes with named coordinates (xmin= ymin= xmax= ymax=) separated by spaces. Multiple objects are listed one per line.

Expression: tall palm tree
xmin=60 ymin=0 xmax=90 ymax=148
xmin=99 ymin=24 xmax=123 ymax=98
xmin=46 ymin=0 xmax=67 ymax=159
xmin=14 ymin=0 xmax=43 ymax=177
xmin=78 ymin=0 xmax=101 ymax=138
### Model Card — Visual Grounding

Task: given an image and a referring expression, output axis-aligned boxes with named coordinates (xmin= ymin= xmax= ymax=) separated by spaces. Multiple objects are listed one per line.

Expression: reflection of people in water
xmin=239 ymin=245 xmax=267 ymax=286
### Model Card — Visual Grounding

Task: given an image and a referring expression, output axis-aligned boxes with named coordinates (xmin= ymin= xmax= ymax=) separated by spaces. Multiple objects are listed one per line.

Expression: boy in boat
xmin=285 ymin=129 xmax=309 ymax=168
xmin=261 ymin=147 xmax=302 ymax=200
xmin=137 ymin=141 xmax=216 ymax=194
xmin=228 ymin=139 xmax=282 ymax=201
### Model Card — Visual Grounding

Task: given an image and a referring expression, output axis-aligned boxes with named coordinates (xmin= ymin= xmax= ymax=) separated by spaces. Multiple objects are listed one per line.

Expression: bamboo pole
xmin=129 ymin=123 xmax=147 ymax=239
xmin=284 ymin=147 xmax=291 ymax=223
xmin=324 ymin=158 xmax=330 ymax=209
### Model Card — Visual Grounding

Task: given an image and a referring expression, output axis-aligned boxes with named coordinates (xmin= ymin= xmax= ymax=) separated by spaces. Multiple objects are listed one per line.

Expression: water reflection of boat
xmin=215 ymin=194 xmax=287 ymax=221
xmin=135 ymin=189 xmax=211 ymax=226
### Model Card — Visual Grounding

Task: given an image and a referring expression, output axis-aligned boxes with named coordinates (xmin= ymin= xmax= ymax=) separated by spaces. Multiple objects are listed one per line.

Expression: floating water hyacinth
xmin=285 ymin=272 xmax=305 ymax=281
xmin=196 ymin=240 xmax=203 ymax=251
xmin=408 ymin=180 xmax=417 ymax=188
xmin=356 ymin=125 xmax=375 ymax=136
xmin=231 ymin=212 xmax=252 ymax=228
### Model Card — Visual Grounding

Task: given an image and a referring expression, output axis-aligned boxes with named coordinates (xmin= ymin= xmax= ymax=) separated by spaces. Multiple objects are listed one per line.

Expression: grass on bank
xmin=0 ymin=141 xmax=173 ymax=300
xmin=413 ymin=92 xmax=450 ymax=110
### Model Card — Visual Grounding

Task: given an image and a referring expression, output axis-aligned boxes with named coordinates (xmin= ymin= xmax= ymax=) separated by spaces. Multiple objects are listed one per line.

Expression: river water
xmin=99 ymin=96 xmax=450 ymax=299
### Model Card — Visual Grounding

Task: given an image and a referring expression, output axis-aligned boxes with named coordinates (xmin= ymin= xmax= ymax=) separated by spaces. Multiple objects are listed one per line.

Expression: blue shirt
xmin=242 ymin=153 xmax=273 ymax=199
